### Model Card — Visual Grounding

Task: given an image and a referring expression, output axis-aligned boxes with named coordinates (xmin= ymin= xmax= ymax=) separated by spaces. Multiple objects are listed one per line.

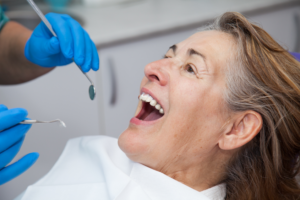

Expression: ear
xmin=218 ymin=111 xmax=262 ymax=150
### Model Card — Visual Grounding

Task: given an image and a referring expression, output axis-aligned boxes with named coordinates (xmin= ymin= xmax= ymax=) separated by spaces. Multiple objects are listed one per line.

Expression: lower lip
xmin=130 ymin=117 xmax=159 ymax=126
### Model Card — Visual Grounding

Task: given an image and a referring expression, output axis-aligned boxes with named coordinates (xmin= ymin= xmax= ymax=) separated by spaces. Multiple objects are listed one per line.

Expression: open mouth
xmin=135 ymin=93 xmax=164 ymax=122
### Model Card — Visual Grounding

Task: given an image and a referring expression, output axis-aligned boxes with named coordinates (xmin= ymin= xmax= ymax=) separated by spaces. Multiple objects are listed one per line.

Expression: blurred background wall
xmin=0 ymin=0 xmax=300 ymax=199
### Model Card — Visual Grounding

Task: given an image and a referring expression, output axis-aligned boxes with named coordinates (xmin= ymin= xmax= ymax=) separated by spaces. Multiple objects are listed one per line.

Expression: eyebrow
xmin=188 ymin=49 xmax=206 ymax=61
xmin=168 ymin=45 xmax=205 ymax=60
xmin=169 ymin=44 xmax=177 ymax=53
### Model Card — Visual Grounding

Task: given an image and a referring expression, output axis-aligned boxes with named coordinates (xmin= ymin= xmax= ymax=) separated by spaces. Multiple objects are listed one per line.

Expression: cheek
xmin=165 ymin=80 xmax=225 ymax=148
xmin=173 ymin=80 xmax=223 ymax=121
xmin=169 ymin=80 xmax=208 ymax=121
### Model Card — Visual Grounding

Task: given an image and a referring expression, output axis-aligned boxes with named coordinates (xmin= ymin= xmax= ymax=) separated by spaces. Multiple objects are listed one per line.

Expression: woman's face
xmin=118 ymin=31 xmax=234 ymax=173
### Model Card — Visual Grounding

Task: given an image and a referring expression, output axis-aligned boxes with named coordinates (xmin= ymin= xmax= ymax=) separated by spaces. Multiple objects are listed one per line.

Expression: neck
xmin=162 ymin=150 xmax=229 ymax=192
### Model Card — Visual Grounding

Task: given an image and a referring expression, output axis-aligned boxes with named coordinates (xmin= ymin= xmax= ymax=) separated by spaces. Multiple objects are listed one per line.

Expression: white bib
xmin=16 ymin=136 xmax=226 ymax=200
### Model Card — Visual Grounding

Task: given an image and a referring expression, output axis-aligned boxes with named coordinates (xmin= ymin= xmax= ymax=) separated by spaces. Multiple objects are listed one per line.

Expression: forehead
xmin=176 ymin=30 xmax=234 ymax=59
xmin=177 ymin=30 xmax=233 ymax=51
xmin=175 ymin=30 xmax=235 ymax=72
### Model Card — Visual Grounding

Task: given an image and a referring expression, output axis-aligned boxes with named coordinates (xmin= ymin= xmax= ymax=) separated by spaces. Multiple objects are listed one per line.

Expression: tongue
xmin=144 ymin=110 xmax=162 ymax=121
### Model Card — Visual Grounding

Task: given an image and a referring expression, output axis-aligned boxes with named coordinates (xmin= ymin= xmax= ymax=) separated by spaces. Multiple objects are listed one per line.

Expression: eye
xmin=185 ymin=64 xmax=195 ymax=74
xmin=163 ymin=55 xmax=171 ymax=59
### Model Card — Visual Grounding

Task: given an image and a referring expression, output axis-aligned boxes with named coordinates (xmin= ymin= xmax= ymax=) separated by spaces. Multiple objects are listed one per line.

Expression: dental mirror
xmin=89 ymin=85 xmax=96 ymax=100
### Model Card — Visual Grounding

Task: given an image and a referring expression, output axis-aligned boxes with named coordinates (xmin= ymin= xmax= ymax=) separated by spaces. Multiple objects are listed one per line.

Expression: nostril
xmin=150 ymin=75 xmax=159 ymax=81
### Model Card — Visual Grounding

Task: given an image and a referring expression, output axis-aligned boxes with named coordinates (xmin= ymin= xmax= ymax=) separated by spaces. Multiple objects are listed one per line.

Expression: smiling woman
xmin=16 ymin=12 xmax=300 ymax=200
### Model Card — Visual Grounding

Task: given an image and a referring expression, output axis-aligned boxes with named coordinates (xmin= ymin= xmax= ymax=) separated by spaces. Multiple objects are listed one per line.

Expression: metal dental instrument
xmin=27 ymin=0 xmax=96 ymax=101
xmin=20 ymin=119 xmax=66 ymax=128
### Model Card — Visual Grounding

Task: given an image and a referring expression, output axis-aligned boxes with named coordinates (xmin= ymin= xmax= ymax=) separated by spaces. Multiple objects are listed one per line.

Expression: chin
xmin=118 ymin=127 xmax=150 ymax=162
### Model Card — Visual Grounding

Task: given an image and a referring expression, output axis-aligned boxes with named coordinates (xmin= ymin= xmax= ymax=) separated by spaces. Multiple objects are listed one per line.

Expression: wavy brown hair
xmin=206 ymin=12 xmax=300 ymax=199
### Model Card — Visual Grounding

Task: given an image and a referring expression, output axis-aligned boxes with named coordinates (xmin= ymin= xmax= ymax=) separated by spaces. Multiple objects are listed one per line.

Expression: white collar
xmin=200 ymin=183 xmax=226 ymax=200
xmin=130 ymin=162 xmax=226 ymax=200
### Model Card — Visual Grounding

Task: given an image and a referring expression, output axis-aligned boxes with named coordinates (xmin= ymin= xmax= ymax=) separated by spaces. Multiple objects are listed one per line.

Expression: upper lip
xmin=140 ymin=87 xmax=164 ymax=111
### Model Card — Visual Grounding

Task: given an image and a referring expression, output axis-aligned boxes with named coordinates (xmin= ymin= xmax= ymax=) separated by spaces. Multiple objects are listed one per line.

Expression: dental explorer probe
xmin=20 ymin=119 xmax=66 ymax=127
xmin=27 ymin=0 xmax=96 ymax=101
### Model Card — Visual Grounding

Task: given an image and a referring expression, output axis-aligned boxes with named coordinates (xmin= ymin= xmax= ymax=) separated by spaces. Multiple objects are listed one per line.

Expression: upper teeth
xmin=139 ymin=93 xmax=164 ymax=114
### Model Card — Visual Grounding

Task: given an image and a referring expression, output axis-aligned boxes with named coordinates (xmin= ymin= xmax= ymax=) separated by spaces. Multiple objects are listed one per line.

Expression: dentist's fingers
xmin=0 ymin=152 xmax=39 ymax=185
xmin=91 ymin=42 xmax=100 ymax=71
xmin=67 ymin=16 xmax=98 ymax=71
xmin=40 ymin=36 xmax=61 ymax=56
xmin=0 ymin=108 xmax=28 ymax=131
xmin=0 ymin=105 xmax=8 ymax=113
xmin=46 ymin=13 xmax=74 ymax=59
xmin=0 ymin=124 xmax=31 ymax=153
xmin=33 ymin=18 xmax=55 ymax=39
xmin=67 ymin=18 xmax=85 ymax=66
xmin=81 ymin=31 xmax=93 ymax=73
xmin=0 ymin=137 xmax=24 ymax=169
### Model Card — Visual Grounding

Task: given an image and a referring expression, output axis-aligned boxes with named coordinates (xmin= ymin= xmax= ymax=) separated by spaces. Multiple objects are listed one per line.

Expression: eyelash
xmin=163 ymin=55 xmax=196 ymax=75
xmin=184 ymin=64 xmax=196 ymax=75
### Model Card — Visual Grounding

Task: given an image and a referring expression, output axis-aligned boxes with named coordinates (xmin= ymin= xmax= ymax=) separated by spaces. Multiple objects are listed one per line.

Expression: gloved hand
xmin=25 ymin=13 xmax=99 ymax=73
xmin=0 ymin=104 xmax=39 ymax=185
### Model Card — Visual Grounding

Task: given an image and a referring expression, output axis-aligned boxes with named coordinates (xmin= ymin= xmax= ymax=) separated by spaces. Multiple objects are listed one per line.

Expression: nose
xmin=144 ymin=59 xmax=169 ymax=86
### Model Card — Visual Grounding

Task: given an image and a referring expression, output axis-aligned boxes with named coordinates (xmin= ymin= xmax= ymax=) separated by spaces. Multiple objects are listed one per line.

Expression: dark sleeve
xmin=0 ymin=6 xmax=9 ymax=32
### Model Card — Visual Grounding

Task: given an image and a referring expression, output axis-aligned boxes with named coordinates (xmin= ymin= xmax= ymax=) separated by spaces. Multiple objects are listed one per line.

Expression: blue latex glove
xmin=0 ymin=105 xmax=39 ymax=185
xmin=25 ymin=13 xmax=99 ymax=73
